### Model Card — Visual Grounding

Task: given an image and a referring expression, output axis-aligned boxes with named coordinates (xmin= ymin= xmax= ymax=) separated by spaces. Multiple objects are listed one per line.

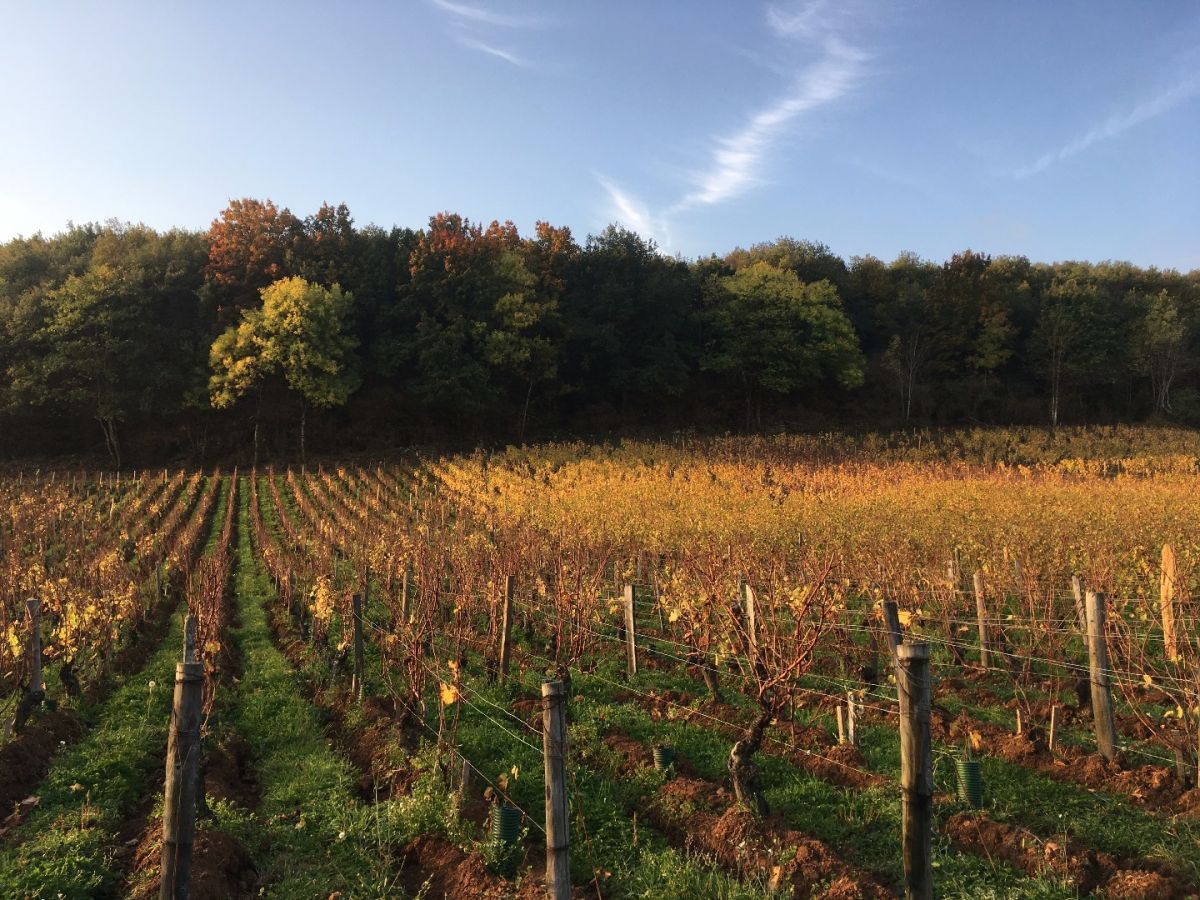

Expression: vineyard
xmin=1 ymin=427 xmax=1200 ymax=899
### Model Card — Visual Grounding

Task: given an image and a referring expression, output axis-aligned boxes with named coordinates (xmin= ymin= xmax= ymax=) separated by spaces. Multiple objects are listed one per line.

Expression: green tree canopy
xmin=702 ymin=261 xmax=864 ymax=428
xmin=210 ymin=276 xmax=360 ymax=460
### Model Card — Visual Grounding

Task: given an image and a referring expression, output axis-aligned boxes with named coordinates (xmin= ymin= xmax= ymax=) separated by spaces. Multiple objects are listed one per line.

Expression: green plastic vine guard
xmin=956 ymin=758 xmax=983 ymax=808
xmin=491 ymin=803 xmax=521 ymax=847
xmin=653 ymin=744 xmax=676 ymax=771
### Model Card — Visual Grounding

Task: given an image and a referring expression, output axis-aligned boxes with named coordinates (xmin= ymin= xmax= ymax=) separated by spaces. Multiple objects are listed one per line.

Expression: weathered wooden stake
xmin=542 ymin=680 xmax=570 ymax=900
xmin=836 ymin=705 xmax=847 ymax=744
xmin=498 ymin=575 xmax=514 ymax=682
xmin=742 ymin=580 xmax=758 ymax=657
xmin=897 ymin=642 xmax=933 ymax=900
xmin=847 ymin=691 xmax=857 ymax=746
xmin=351 ymin=593 xmax=365 ymax=700
xmin=27 ymin=597 xmax=43 ymax=697
xmin=1085 ymin=591 xmax=1118 ymax=762
xmin=1161 ymin=544 xmax=1180 ymax=663
xmin=1015 ymin=708 xmax=1023 ymax=735
xmin=401 ymin=565 xmax=413 ymax=624
xmin=1048 ymin=705 xmax=1058 ymax=752
xmin=972 ymin=571 xmax=990 ymax=670
xmin=458 ymin=756 xmax=474 ymax=802
xmin=623 ymin=583 xmax=637 ymax=679
xmin=1071 ymin=576 xmax=1087 ymax=633
xmin=882 ymin=600 xmax=903 ymax=677
xmin=161 ymin=615 xmax=202 ymax=900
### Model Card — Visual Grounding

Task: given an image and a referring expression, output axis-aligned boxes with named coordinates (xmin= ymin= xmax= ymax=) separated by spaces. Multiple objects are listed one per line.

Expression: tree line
xmin=0 ymin=198 xmax=1196 ymax=465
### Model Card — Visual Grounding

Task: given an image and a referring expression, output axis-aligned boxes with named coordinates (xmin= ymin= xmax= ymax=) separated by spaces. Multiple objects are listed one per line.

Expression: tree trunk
xmin=300 ymin=399 xmax=307 ymax=466
xmin=97 ymin=416 xmax=121 ymax=469
xmin=519 ymin=378 xmax=533 ymax=443
xmin=741 ymin=371 xmax=753 ymax=434
xmin=728 ymin=708 xmax=772 ymax=817
xmin=253 ymin=385 xmax=263 ymax=470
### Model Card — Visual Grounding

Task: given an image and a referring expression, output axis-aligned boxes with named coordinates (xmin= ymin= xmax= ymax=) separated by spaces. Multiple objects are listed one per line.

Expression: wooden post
xmin=26 ymin=597 xmax=43 ymax=697
xmin=498 ymin=575 xmax=514 ymax=682
xmin=542 ymin=680 xmax=570 ymax=900
xmin=897 ymin=642 xmax=933 ymax=900
xmin=1048 ymin=705 xmax=1058 ymax=752
xmin=1085 ymin=591 xmax=1118 ymax=763
xmin=1162 ymin=544 xmax=1180 ymax=663
xmin=401 ymin=565 xmax=412 ymax=624
xmin=458 ymin=756 xmax=474 ymax=803
xmin=972 ymin=571 xmax=990 ymax=670
xmin=623 ymin=584 xmax=637 ymax=679
xmin=351 ymin=594 xmax=364 ymax=700
xmin=1015 ymin=708 xmax=1023 ymax=736
xmin=742 ymin=581 xmax=758 ymax=658
xmin=847 ymin=690 xmax=857 ymax=746
xmin=836 ymin=705 xmax=847 ymax=744
xmin=161 ymin=615 xmax=202 ymax=900
xmin=882 ymin=600 xmax=903 ymax=677
xmin=1071 ymin=576 xmax=1087 ymax=633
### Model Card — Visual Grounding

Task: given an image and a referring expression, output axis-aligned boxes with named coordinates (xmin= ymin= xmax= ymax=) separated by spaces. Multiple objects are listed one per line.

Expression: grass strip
xmin=224 ymin=476 xmax=455 ymax=898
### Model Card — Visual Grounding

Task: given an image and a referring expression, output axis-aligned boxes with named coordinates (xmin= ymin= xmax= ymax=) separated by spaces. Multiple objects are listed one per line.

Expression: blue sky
xmin=1 ymin=0 xmax=1197 ymax=269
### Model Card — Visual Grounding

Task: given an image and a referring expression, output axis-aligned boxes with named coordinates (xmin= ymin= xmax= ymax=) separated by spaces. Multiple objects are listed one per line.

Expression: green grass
xmin=231 ymin=476 xmax=469 ymax=898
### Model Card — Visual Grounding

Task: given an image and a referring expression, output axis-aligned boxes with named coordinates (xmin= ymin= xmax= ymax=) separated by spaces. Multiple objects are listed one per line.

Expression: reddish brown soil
xmin=946 ymin=710 xmax=1190 ymax=810
xmin=128 ymin=817 xmax=257 ymax=900
xmin=1104 ymin=869 xmax=1186 ymax=900
xmin=602 ymin=730 xmax=702 ymax=779
xmin=598 ymin=727 xmax=892 ymax=898
xmin=647 ymin=775 xmax=894 ymax=898
xmin=944 ymin=812 xmax=1195 ymax=897
xmin=510 ymin=696 xmax=544 ymax=731
xmin=0 ymin=707 xmax=84 ymax=829
xmin=398 ymin=833 xmax=552 ymax=899
xmin=603 ymin=730 xmax=654 ymax=768
xmin=203 ymin=732 xmax=260 ymax=808
xmin=781 ymin=741 xmax=883 ymax=790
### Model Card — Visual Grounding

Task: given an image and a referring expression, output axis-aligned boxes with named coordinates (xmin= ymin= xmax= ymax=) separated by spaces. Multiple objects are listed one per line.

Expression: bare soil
xmin=944 ymin=811 xmax=1196 ymax=898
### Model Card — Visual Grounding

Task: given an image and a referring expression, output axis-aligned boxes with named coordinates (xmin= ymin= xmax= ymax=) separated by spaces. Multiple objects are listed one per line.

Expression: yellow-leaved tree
xmin=209 ymin=276 xmax=359 ymax=463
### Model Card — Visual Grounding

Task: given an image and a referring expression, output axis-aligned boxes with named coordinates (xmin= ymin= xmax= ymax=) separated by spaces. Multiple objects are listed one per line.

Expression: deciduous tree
xmin=209 ymin=276 xmax=359 ymax=463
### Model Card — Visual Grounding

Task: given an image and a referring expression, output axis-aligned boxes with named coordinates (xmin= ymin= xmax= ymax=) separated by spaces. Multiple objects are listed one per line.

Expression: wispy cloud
xmin=600 ymin=1 xmax=873 ymax=240
xmin=455 ymin=35 xmax=530 ymax=68
xmin=766 ymin=0 xmax=858 ymax=41
xmin=1015 ymin=74 xmax=1200 ymax=178
xmin=673 ymin=36 xmax=864 ymax=211
xmin=430 ymin=0 xmax=541 ymax=67
xmin=596 ymin=175 xmax=669 ymax=247
xmin=430 ymin=0 xmax=540 ymax=29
